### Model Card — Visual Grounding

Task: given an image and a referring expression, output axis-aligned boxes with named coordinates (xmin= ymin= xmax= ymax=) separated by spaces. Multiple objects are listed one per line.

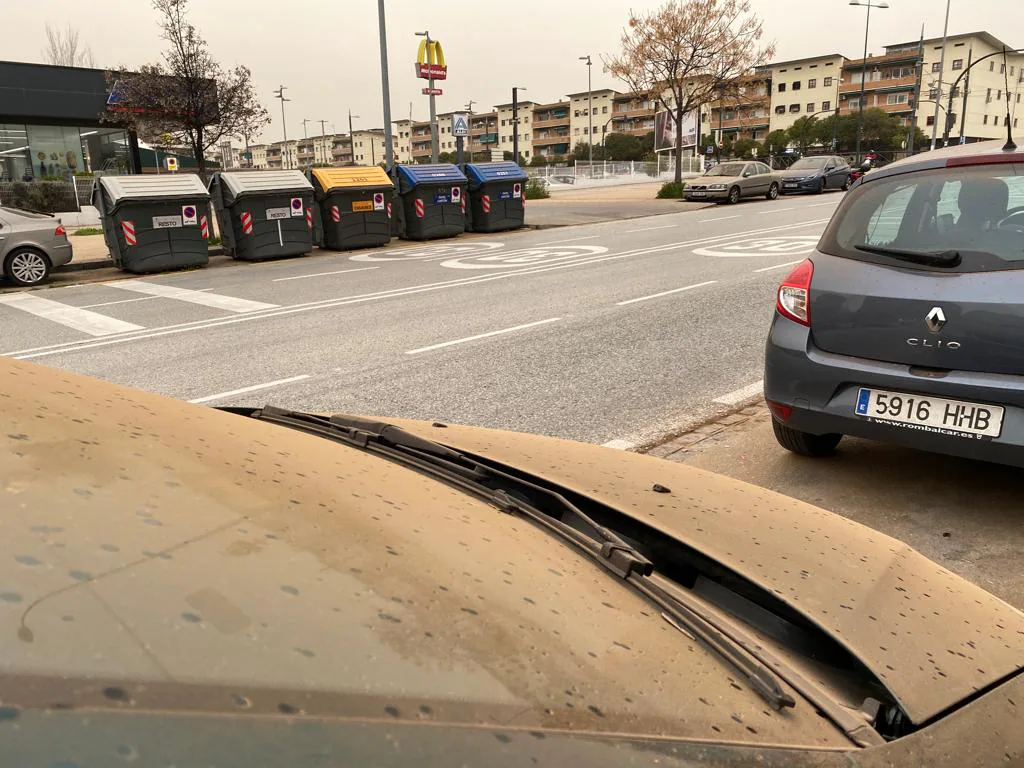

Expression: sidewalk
xmin=527 ymin=182 xmax=711 ymax=227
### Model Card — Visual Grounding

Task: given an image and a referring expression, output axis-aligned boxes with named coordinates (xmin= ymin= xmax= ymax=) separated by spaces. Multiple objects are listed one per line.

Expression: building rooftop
xmin=768 ymin=53 xmax=847 ymax=69
xmin=565 ymin=88 xmax=619 ymax=98
xmin=493 ymin=100 xmax=538 ymax=109
xmin=884 ymin=30 xmax=1012 ymax=53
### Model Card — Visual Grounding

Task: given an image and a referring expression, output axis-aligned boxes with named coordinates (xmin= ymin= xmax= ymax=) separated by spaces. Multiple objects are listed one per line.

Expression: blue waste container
xmin=464 ymin=162 xmax=528 ymax=233
xmin=393 ymin=164 xmax=467 ymax=240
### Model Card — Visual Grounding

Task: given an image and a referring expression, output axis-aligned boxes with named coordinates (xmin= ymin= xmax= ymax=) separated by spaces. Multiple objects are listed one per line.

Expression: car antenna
xmin=1001 ymin=46 xmax=1017 ymax=151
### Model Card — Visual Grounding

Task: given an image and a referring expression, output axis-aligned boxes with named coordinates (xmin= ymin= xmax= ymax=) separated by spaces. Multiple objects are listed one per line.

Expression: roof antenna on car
xmin=1001 ymin=46 xmax=1017 ymax=151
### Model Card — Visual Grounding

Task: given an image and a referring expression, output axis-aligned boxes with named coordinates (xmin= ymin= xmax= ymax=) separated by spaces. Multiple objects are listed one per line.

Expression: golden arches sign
xmin=415 ymin=39 xmax=447 ymax=81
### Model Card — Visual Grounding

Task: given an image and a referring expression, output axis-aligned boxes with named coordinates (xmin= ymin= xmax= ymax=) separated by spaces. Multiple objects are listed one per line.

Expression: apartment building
xmin=331 ymin=135 xmax=353 ymax=165
xmin=610 ymin=91 xmax=657 ymax=137
xmin=352 ymin=129 xmax=385 ymax=166
xmin=838 ymin=48 xmax=920 ymax=131
xmin=266 ymin=139 xmax=299 ymax=169
xmin=410 ymin=119 xmax=433 ymax=162
xmin=218 ymin=141 xmax=242 ymax=169
xmin=707 ymin=71 xmax=772 ymax=144
xmin=767 ymin=54 xmax=845 ymax=132
xmin=568 ymin=88 xmax=616 ymax=146
xmin=531 ymin=101 xmax=571 ymax=158
xmin=468 ymin=111 xmax=498 ymax=160
xmin=392 ymin=119 xmax=413 ymax=163
xmin=494 ymin=100 xmax=535 ymax=160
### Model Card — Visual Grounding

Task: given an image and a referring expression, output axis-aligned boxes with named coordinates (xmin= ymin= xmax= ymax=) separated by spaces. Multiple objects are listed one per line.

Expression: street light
xmin=849 ymin=0 xmax=888 ymax=164
xmin=579 ymin=55 xmax=593 ymax=165
xmin=415 ymin=30 xmax=439 ymax=163
xmin=512 ymin=86 xmax=527 ymax=165
xmin=273 ymin=85 xmax=290 ymax=169
xmin=376 ymin=0 xmax=394 ymax=168
xmin=348 ymin=110 xmax=360 ymax=166
xmin=929 ymin=0 xmax=951 ymax=150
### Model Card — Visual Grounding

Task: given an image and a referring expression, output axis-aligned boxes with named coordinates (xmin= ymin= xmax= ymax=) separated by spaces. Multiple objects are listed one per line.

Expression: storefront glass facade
xmin=0 ymin=123 xmax=130 ymax=182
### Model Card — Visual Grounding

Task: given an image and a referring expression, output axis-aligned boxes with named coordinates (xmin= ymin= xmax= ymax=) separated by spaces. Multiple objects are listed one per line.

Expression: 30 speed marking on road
xmin=350 ymin=242 xmax=505 ymax=262
xmin=693 ymin=236 xmax=819 ymax=258
xmin=440 ymin=245 xmax=608 ymax=269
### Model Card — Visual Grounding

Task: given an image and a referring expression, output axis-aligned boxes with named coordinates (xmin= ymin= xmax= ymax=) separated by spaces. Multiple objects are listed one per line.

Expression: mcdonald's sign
xmin=415 ymin=39 xmax=447 ymax=81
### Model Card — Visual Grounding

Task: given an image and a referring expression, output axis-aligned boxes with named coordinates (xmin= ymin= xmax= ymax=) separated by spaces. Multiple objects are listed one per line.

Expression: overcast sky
xmin=6 ymin=0 xmax=1023 ymax=144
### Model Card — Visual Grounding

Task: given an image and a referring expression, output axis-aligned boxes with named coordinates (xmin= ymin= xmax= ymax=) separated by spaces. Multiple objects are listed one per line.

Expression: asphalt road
xmin=0 ymin=193 xmax=841 ymax=446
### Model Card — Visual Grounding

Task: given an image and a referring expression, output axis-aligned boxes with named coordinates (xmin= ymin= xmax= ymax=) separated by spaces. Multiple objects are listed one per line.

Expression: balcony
xmin=612 ymin=104 xmax=654 ymax=118
xmin=839 ymin=100 xmax=912 ymax=116
xmin=533 ymin=133 xmax=571 ymax=147
xmin=839 ymin=75 xmax=916 ymax=94
xmin=532 ymin=117 xmax=570 ymax=130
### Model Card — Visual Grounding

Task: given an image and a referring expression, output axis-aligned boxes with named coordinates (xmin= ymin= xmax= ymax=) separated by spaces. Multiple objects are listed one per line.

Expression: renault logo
xmin=925 ymin=307 xmax=947 ymax=333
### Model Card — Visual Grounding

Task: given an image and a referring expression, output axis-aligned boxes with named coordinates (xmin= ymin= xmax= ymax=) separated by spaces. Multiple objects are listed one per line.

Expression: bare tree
xmin=606 ymin=0 xmax=775 ymax=183
xmin=42 ymin=23 xmax=96 ymax=68
xmin=105 ymin=0 xmax=269 ymax=180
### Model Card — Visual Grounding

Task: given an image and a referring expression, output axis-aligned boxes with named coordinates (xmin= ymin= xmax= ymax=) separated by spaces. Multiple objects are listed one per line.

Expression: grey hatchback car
xmin=764 ymin=139 xmax=1024 ymax=468
xmin=0 ymin=206 xmax=73 ymax=286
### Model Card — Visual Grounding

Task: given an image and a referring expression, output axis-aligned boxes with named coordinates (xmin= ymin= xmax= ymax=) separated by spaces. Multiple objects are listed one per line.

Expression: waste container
xmin=208 ymin=170 xmax=315 ymax=261
xmin=92 ymin=174 xmax=211 ymax=274
xmin=394 ymin=164 xmax=468 ymax=240
xmin=464 ymin=162 xmax=528 ymax=233
xmin=309 ymin=167 xmax=394 ymax=250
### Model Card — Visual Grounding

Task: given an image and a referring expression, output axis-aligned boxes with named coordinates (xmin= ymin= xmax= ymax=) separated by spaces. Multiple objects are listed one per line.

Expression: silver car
xmin=0 ymin=206 xmax=74 ymax=286
xmin=764 ymin=139 xmax=1024 ymax=467
xmin=684 ymin=161 xmax=781 ymax=204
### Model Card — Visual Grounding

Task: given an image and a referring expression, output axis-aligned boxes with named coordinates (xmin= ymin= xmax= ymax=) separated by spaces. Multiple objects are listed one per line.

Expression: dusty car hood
xmin=388 ymin=419 xmax=1024 ymax=725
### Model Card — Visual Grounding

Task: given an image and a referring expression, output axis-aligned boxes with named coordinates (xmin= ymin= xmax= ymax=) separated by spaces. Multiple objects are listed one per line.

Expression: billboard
xmin=655 ymin=109 xmax=698 ymax=151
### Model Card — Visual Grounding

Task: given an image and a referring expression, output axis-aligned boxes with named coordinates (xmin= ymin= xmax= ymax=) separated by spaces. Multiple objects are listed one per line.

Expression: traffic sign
xmin=451 ymin=114 xmax=469 ymax=137
xmin=373 ymin=192 xmax=385 ymax=211
xmin=422 ymin=87 xmax=443 ymax=96
xmin=290 ymin=197 xmax=303 ymax=217
xmin=181 ymin=204 xmax=197 ymax=225
xmin=165 ymin=156 xmax=178 ymax=171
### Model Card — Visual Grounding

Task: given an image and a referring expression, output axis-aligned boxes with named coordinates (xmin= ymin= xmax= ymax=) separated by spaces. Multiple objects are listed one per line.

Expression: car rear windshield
xmin=789 ymin=157 xmax=828 ymax=170
xmin=819 ymin=163 xmax=1024 ymax=272
xmin=705 ymin=163 xmax=746 ymax=177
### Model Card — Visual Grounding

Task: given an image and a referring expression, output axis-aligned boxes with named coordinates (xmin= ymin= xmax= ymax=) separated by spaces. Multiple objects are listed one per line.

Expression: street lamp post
xmin=273 ymin=85 xmax=290 ymax=169
xmin=377 ymin=0 xmax=394 ymax=168
xmin=930 ymin=0 xmax=951 ymax=150
xmin=348 ymin=110 xmax=360 ymax=166
xmin=579 ymin=55 xmax=593 ymax=165
xmin=849 ymin=0 xmax=889 ymax=164
xmin=512 ymin=86 xmax=527 ymax=165
xmin=465 ymin=100 xmax=476 ymax=162
xmin=318 ymin=119 xmax=329 ymax=164
xmin=415 ymin=31 xmax=439 ymax=163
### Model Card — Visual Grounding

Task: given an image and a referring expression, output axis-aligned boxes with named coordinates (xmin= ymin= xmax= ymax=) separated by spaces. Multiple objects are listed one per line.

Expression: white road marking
xmin=807 ymin=201 xmax=840 ymax=207
xmin=103 ymin=280 xmax=277 ymax=313
xmin=625 ymin=224 xmax=677 ymax=233
xmin=754 ymin=260 xmax=805 ymax=273
xmin=8 ymin=219 xmax=831 ymax=360
xmin=759 ymin=207 xmax=796 ymax=214
xmin=534 ymin=235 xmax=602 ymax=245
xmin=79 ymin=289 xmax=214 ymax=309
xmin=406 ymin=317 xmax=562 ymax=355
xmin=615 ymin=280 xmax=717 ymax=306
xmin=713 ymin=380 xmax=764 ymax=406
xmin=0 ymin=293 xmax=144 ymax=336
xmin=188 ymin=374 xmax=311 ymax=404
xmin=601 ymin=439 xmax=635 ymax=450
xmin=698 ymin=215 xmax=739 ymax=222
xmin=272 ymin=266 xmax=380 ymax=283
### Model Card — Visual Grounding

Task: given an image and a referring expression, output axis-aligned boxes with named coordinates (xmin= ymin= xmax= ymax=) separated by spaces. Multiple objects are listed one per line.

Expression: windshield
xmin=820 ymin=163 xmax=1024 ymax=272
xmin=705 ymin=163 xmax=747 ymax=177
xmin=789 ymin=157 xmax=828 ymax=170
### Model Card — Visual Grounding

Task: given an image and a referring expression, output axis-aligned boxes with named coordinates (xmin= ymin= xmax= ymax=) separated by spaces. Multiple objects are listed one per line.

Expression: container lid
xmin=464 ymin=162 xmax=529 ymax=184
xmin=311 ymin=166 xmax=393 ymax=191
xmin=216 ymin=170 xmax=311 ymax=197
xmin=395 ymin=164 xmax=467 ymax=187
xmin=96 ymin=174 xmax=210 ymax=204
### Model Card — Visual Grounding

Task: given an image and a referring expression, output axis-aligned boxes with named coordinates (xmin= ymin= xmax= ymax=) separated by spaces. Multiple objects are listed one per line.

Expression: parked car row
xmin=0 ymin=206 xmax=73 ymax=287
xmin=684 ymin=156 xmax=855 ymax=204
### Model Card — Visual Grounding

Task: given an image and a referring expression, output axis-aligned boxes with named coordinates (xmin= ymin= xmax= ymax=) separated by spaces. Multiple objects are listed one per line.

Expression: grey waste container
xmin=309 ymin=166 xmax=394 ymax=250
xmin=208 ymin=170 xmax=315 ymax=261
xmin=464 ymin=162 xmax=528 ymax=233
xmin=394 ymin=164 xmax=467 ymax=240
xmin=92 ymin=174 xmax=211 ymax=274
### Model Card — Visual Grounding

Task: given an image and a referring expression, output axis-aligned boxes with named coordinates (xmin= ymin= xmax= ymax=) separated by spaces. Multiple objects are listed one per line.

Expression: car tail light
xmin=54 ymin=225 xmax=66 ymax=237
xmin=767 ymin=400 xmax=793 ymax=421
xmin=776 ymin=259 xmax=813 ymax=326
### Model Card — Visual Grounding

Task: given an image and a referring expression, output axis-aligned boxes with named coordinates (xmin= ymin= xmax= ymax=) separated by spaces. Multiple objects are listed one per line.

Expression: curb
xmin=636 ymin=397 xmax=767 ymax=460
xmin=64 ymin=246 xmax=227 ymax=273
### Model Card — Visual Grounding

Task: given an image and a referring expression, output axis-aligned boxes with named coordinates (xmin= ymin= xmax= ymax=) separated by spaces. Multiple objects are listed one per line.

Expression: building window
xmin=931 ymin=62 xmax=941 ymax=72
xmin=952 ymin=58 xmax=963 ymax=70
xmin=807 ymin=102 xmax=814 ymax=112
xmin=886 ymin=93 xmax=908 ymax=105
xmin=824 ymin=76 xmax=833 ymax=87
xmin=574 ymin=128 xmax=579 ymax=135
xmin=1000 ymin=64 xmax=1006 ymax=74
xmin=926 ymin=115 xmax=935 ymax=126
xmin=500 ymin=119 xmax=506 ymax=126
xmin=778 ymin=83 xmax=786 ymax=92
xmin=583 ymin=127 xmax=588 ymax=134
xmin=602 ymin=106 xmax=608 ymax=113
xmin=984 ymin=115 xmax=989 ymax=125
xmin=774 ymin=105 xmax=785 ymax=114
xmin=987 ymin=88 xmax=992 ymax=102
xmin=808 ymin=78 xmax=817 ymax=88
xmin=822 ymin=100 xmax=831 ymax=111
xmin=989 ymin=61 xmax=995 ymax=71
xmin=789 ymin=104 xmax=800 ymax=112
xmin=792 ymin=81 xmax=801 ymax=90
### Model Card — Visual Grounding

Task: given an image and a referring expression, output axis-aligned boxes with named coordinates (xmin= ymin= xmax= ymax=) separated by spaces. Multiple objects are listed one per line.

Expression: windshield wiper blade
xmin=222 ymin=406 xmax=797 ymax=712
xmin=854 ymin=243 xmax=962 ymax=267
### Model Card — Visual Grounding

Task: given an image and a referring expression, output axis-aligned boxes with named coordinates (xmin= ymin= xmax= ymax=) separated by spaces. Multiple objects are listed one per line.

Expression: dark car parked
xmin=779 ymin=155 xmax=852 ymax=195
xmin=764 ymin=139 xmax=1024 ymax=468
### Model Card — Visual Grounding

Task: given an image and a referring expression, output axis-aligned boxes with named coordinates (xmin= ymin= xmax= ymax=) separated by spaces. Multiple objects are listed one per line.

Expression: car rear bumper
xmin=49 ymin=242 xmax=73 ymax=268
xmin=764 ymin=314 xmax=1024 ymax=467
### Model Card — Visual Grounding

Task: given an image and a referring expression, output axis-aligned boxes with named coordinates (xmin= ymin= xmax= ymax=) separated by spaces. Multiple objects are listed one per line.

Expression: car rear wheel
xmin=766 ymin=183 xmax=779 ymax=200
xmin=727 ymin=186 xmax=741 ymax=204
xmin=3 ymin=248 xmax=51 ymax=287
xmin=771 ymin=418 xmax=842 ymax=457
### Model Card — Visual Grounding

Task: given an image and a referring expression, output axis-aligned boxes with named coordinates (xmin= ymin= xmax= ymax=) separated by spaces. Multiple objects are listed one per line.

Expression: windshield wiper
xmin=221 ymin=406 xmax=798 ymax=712
xmin=854 ymin=243 xmax=962 ymax=267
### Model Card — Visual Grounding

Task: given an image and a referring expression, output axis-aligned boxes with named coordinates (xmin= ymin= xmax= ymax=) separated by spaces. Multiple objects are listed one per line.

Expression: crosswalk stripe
xmin=0 ymin=293 xmax=144 ymax=337
xmin=103 ymin=280 xmax=277 ymax=313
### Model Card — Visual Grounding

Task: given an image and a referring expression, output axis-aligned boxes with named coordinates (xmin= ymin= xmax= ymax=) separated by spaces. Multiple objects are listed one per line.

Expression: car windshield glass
xmin=705 ymin=163 xmax=746 ymax=177
xmin=789 ymin=158 xmax=828 ymax=170
xmin=820 ymin=163 xmax=1024 ymax=272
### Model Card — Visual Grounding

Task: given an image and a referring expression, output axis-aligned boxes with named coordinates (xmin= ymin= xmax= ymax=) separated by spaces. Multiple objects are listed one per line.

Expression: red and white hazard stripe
xmin=386 ymin=201 xmax=392 ymax=219
xmin=200 ymin=215 xmax=209 ymax=239
xmin=121 ymin=220 xmax=136 ymax=246
xmin=481 ymin=194 xmax=491 ymax=214
xmin=460 ymin=195 xmax=465 ymax=215
xmin=306 ymin=207 xmax=313 ymax=229
xmin=414 ymin=198 xmax=425 ymax=219
xmin=240 ymin=211 xmax=253 ymax=235
xmin=330 ymin=205 xmax=340 ymax=223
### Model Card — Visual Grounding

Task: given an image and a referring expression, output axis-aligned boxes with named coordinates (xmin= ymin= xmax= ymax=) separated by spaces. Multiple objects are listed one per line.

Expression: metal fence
xmin=527 ymin=156 xmax=703 ymax=185
xmin=0 ymin=178 xmax=94 ymax=214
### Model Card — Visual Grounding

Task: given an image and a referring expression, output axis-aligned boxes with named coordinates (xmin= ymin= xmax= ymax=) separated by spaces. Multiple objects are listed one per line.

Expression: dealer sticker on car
xmin=855 ymin=387 xmax=1004 ymax=438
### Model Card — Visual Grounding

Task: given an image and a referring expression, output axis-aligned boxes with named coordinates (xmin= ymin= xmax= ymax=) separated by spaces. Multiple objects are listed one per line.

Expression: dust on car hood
xmin=388 ymin=418 xmax=1024 ymax=725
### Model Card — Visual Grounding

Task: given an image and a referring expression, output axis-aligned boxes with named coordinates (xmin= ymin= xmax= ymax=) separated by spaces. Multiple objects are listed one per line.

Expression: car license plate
xmin=152 ymin=215 xmax=182 ymax=228
xmin=783 ymin=183 xmax=797 ymax=188
xmin=266 ymin=208 xmax=289 ymax=220
xmin=689 ymin=190 xmax=706 ymax=197
xmin=855 ymin=388 xmax=1004 ymax=438
xmin=351 ymin=200 xmax=374 ymax=212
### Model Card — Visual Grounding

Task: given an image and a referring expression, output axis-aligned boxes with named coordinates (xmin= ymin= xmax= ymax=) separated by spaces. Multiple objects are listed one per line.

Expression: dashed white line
xmin=534 ymin=235 xmax=602 ymax=245
xmin=615 ymin=280 xmax=717 ymax=306
xmin=807 ymin=201 xmax=841 ymax=207
xmin=625 ymin=224 xmax=677 ymax=233
xmin=272 ymin=266 xmax=381 ymax=282
xmin=759 ymin=207 xmax=796 ymax=214
xmin=713 ymin=380 xmax=764 ymax=406
xmin=753 ymin=260 xmax=805 ymax=273
xmin=188 ymin=374 xmax=311 ymax=404
xmin=406 ymin=317 xmax=562 ymax=355
xmin=698 ymin=215 xmax=739 ymax=222
xmin=601 ymin=439 xmax=636 ymax=450
xmin=104 ymin=280 xmax=277 ymax=313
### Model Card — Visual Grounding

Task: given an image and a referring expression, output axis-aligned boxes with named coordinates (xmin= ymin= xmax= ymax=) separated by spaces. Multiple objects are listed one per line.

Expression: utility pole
xmin=907 ymin=25 xmax=924 ymax=154
xmin=415 ymin=30 xmax=439 ymax=163
xmin=930 ymin=0 xmax=951 ymax=149
xmin=580 ymin=55 xmax=593 ymax=165
xmin=348 ymin=110 xmax=359 ymax=166
xmin=274 ymin=85 xmax=290 ymax=169
xmin=512 ymin=87 xmax=526 ymax=164
xmin=318 ymin=119 xmax=329 ymax=164
xmin=302 ymin=118 xmax=310 ymax=139
xmin=465 ymin=100 xmax=476 ymax=162
xmin=959 ymin=48 xmax=973 ymax=144
xmin=377 ymin=0 xmax=395 ymax=168
xmin=849 ymin=1 xmax=889 ymax=164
